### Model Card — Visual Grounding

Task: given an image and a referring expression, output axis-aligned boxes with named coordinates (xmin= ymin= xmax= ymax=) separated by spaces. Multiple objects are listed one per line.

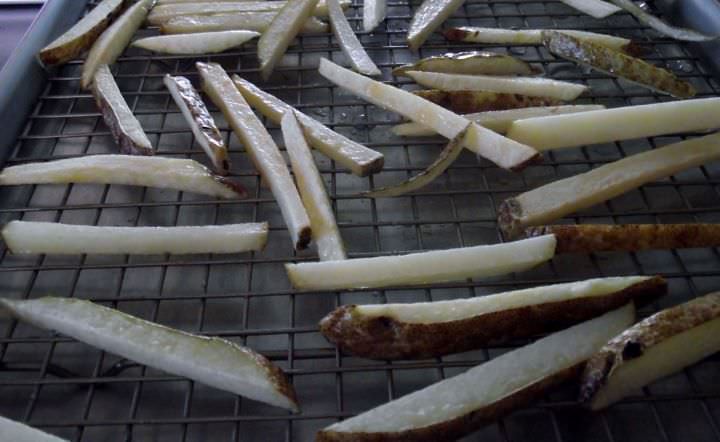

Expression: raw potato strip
xmin=506 ymin=97 xmax=720 ymax=150
xmin=2 ymin=221 xmax=268 ymax=255
xmin=606 ymin=0 xmax=718 ymax=42
xmin=198 ymin=63 xmax=312 ymax=250
xmin=543 ymin=31 xmax=695 ymax=98
xmin=327 ymin=0 xmax=381 ymax=76
xmin=81 ymin=0 xmax=153 ymax=90
xmin=0 ymin=155 xmax=246 ymax=200
xmin=558 ymin=0 xmax=620 ymax=19
xmin=319 ymin=58 xmax=540 ymax=171
xmin=580 ymin=292 xmax=720 ymax=410
xmin=414 ymin=89 xmax=563 ymax=114
xmin=364 ymin=127 xmax=468 ymax=197
xmin=407 ymin=0 xmax=466 ymax=51
xmin=258 ymin=0 xmax=321 ymax=81
xmin=393 ymin=51 xmax=540 ymax=77
xmin=526 ymin=224 xmax=720 ymax=254
xmin=38 ymin=0 xmax=124 ymax=66
xmin=393 ymin=105 xmax=605 ymax=137
xmin=321 ymin=276 xmax=665 ymax=359
xmin=286 ymin=235 xmax=556 ymax=291
xmin=317 ymin=305 xmax=634 ymax=441
xmin=132 ymin=30 xmax=259 ymax=54
xmin=0 ymin=415 xmax=67 ymax=442
xmin=282 ymin=112 xmax=347 ymax=261
xmin=498 ymin=132 xmax=720 ymax=238
xmin=0 ymin=297 xmax=299 ymax=412
xmin=93 ymin=65 xmax=154 ymax=156
xmin=232 ymin=75 xmax=384 ymax=176
xmin=363 ymin=0 xmax=386 ymax=32
xmin=160 ymin=13 xmax=329 ymax=34
xmin=406 ymin=71 xmax=588 ymax=101
xmin=164 ymin=75 xmax=229 ymax=174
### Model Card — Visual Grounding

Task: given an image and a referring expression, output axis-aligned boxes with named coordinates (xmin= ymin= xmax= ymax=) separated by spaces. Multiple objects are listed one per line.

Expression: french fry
xmin=327 ymin=0 xmax=380 ymax=76
xmin=558 ymin=0 xmax=620 ymax=18
xmin=393 ymin=51 xmax=541 ymax=77
xmin=363 ymin=0 xmax=386 ymax=32
xmin=132 ymin=30 xmax=259 ymax=54
xmin=413 ymin=89 xmax=563 ymax=113
xmin=160 ymin=13 xmax=329 ymax=35
xmin=606 ymin=0 xmax=718 ymax=41
xmin=407 ymin=0 xmax=466 ymax=51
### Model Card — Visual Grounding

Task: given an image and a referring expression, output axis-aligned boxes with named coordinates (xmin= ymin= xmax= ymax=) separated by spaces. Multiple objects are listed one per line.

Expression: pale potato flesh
xmin=160 ymin=13 xmax=329 ymax=34
xmin=327 ymin=0 xmax=380 ymax=75
xmin=445 ymin=27 xmax=634 ymax=52
xmin=363 ymin=0 xmax=386 ymax=32
xmin=558 ymin=0 xmax=620 ymax=18
xmin=132 ymin=30 xmax=259 ymax=54
xmin=407 ymin=0 xmax=466 ymax=51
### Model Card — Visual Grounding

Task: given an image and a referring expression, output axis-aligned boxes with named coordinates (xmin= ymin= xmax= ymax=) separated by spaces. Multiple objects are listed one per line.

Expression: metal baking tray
xmin=1 ymin=1 xmax=719 ymax=441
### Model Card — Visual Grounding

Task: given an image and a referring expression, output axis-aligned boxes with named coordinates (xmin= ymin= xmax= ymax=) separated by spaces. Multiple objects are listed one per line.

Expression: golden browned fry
xmin=526 ymin=224 xmax=720 ymax=254
xmin=542 ymin=30 xmax=695 ymax=98
xmin=413 ymin=89 xmax=563 ymax=114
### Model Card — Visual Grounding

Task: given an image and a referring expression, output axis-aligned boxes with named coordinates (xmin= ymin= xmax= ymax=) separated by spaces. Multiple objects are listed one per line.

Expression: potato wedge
xmin=317 ymin=305 xmax=634 ymax=441
xmin=413 ymin=89 xmax=563 ymax=113
xmin=407 ymin=0 xmax=466 ymax=51
xmin=132 ymin=30 xmax=259 ymax=54
xmin=38 ymin=0 xmax=124 ymax=66
xmin=327 ymin=0 xmax=380 ymax=76
xmin=0 ymin=415 xmax=66 ymax=442
xmin=82 ymin=0 xmax=154 ymax=90
xmin=393 ymin=51 xmax=541 ymax=77
xmin=580 ymin=292 xmax=720 ymax=410
xmin=160 ymin=13 xmax=329 ymax=34
xmin=526 ymin=224 xmax=720 ymax=254
xmin=321 ymin=276 xmax=665 ymax=359
xmin=498 ymin=132 xmax=720 ymax=238
xmin=558 ymin=0 xmax=620 ymax=18
xmin=363 ymin=0 xmax=386 ymax=32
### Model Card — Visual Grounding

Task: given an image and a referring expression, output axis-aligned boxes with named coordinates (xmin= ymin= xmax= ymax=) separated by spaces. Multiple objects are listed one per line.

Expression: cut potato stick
xmin=327 ymin=0 xmax=381 ymax=76
xmin=558 ymin=0 xmax=620 ymax=19
xmin=0 ymin=155 xmax=246 ymax=200
xmin=38 ymin=0 xmax=124 ymax=66
xmin=606 ymin=0 xmax=718 ymax=42
xmin=393 ymin=105 xmax=605 ymax=137
xmin=506 ymin=97 xmax=720 ymax=150
xmin=526 ymin=224 xmax=720 ymax=254
xmin=232 ymin=75 xmax=384 ymax=176
xmin=164 ymin=75 xmax=229 ymax=174
xmin=132 ymin=30 xmax=259 ymax=54
xmin=0 ymin=415 xmax=67 ymax=442
xmin=2 ymin=221 xmax=268 ymax=255
xmin=321 ymin=276 xmax=665 ymax=359
xmin=393 ymin=51 xmax=540 ymax=77
xmin=81 ymin=0 xmax=153 ymax=90
xmin=498 ymin=132 xmax=720 ymax=238
xmin=580 ymin=292 xmax=720 ymax=410
xmin=317 ymin=305 xmax=634 ymax=441
xmin=286 ymin=234 xmax=556 ymax=291
xmin=0 ymin=297 xmax=299 ymax=411
xmin=543 ymin=31 xmax=695 ymax=98
xmin=160 ymin=13 xmax=329 ymax=34
xmin=407 ymin=0 xmax=466 ymax=51
xmin=406 ymin=71 xmax=589 ymax=101
xmin=258 ymin=0 xmax=320 ymax=81
xmin=198 ymin=63 xmax=311 ymax=250
xmin=282 ymin=112 xmax=346 ymax=261
xmin=363 ymin=0 xmax=386 ymax=32
xmin=444 ymin=27 xmax=643 ymax=55
xmin=93 ymin=65 xmax=154 ymax=156
xmin=157 ymin=0 xmax=270 ymax=3
xmin=364 ymin=127 xmax=468 ymax=197
xmin=414 ymin=89 xmax=563 ymax=114
xmin=319 ymin=58 xmax=540 ymax=171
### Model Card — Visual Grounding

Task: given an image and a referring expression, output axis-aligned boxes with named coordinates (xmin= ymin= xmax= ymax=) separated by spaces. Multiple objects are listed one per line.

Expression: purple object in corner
xmin=0 ymin=4 xmax=43 ymax=70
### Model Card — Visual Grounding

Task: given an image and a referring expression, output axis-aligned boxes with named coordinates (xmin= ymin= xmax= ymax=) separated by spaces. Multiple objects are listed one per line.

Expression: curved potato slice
xmin=363 ymin=0 xmax=386 ymax=32
xmin=606 ymin=0 xmax=718 ymax=42
xmin=160 ymin=13 xmax=329 ymax=34
xmin=132 ymin=30 xmax=259 ymax=54
xmin=393 ymin=51 xmax=540 ymax=77
xmin=327 ymin=0 xmax=380 ymax=76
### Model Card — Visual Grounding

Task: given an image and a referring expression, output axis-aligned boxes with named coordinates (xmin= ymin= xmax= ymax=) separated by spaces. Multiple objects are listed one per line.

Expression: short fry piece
xmin=413 ymin=89 xmax=563 ymax=114
xmin=0 ymin=416 xmax=66 ymax=442
xmin=160 ymin=13 xmax=329 ymax=34
xmin=558 ymin=0 xmax=620 ymax=18
xmin=498 ymin=132 xmax=720 ymax=238
xmin=526 ymin=224 xmax=720 ymax=254
xmin=327 ymin=0 xmax=380 ymax=76
xmin=363 ymin=0 xmax=386 ymax=32
xmin=393 ymin=51 xmax=540 ymax=77
xmin=132 ymin=30 xmax=259 ymax=54
xmin=407 ymin=0 xmax=466 ymax=51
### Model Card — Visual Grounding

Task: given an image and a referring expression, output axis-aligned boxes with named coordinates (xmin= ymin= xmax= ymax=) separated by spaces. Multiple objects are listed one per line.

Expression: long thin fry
xmin=606 ymin=0 xmax=718 ymax=42
xmin=413 ymin=89 xmax=563 ymax=113
xmin=498 ymin=132 xmax=720 ymax=238
xmin=0 ymin=416 xmax=66 ymax=442
xmin=286 ymin=235 xmax=557 ymax=291
xmin=282 ymin=112 xmax=347 ymax=261
xmin=363 ymin=0 xmax=386 ymax=32
xmin=2 ymin=221 xmax=268 ymax=255
xmin=232 ymin=75 xmax=384 ymax=176
xmin=198 ymin=63 xmax=312 ymax=250
xmin=364 ymin=126 xmax=468 ymax=197
xmin=525 ymin=224 xmax=720 ymax=254
xmin=558 ymin=0 xmax=620 ymax=19
xmin=543 ymin=31 xmax=695 ymax=98
xmin=81 ymin=0 xmax=153 ymax=90
xmin=0 ymin=155 xmax=246 ymax=199
xmin=406 ymin=71 xmax=588 ymax=101
xmin=318 ymin=58 xmax=540 ymax=171
xmin=506 ymin=97 xmax=720 ymax=150
xmin=327 ymin=0 xmax=380 ymax=76
xmin=0 ymin=297 xmax=299 ymax=411
xmin=258 ymin=0 xmax=321 ymax=81
xmin=132 ymin=30 xmax=259 ymax=54
xmin=393 ymin=51 xmax=540 ymax=77
xmin=407 ymin=0 xmax=466 ymax=51
xmin=160 ymin=13 xmax=329 ymax=34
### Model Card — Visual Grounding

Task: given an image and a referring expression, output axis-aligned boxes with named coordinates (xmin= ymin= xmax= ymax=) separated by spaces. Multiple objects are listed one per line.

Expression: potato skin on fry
xmin=413 ymin=90 xmax=562 ymax=114
xmin=320 ymin=276 xmax=666 ymax=360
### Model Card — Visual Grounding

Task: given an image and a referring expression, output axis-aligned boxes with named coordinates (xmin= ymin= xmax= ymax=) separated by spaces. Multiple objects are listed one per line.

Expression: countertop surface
xmin=0 ymin=5 xmax=42 ymax=71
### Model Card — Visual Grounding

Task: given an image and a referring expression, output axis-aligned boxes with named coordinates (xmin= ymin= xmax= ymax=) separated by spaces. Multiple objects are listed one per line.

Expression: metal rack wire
xmin=0 ymin=0 xmax=719 ymax=440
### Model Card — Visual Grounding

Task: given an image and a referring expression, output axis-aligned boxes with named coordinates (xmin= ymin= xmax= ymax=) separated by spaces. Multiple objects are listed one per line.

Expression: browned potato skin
xmin=579 ymin=292 xmax=720 ymax=405
xmin=320 ymin=276 xmax=666 ymax=360
xmin=412 ymin=90 xmax=562 ymax=114
xmin=526 ymin=224 xmax=720 ymax=254
xmin=316 ymin=363 xmax=582 ymax=442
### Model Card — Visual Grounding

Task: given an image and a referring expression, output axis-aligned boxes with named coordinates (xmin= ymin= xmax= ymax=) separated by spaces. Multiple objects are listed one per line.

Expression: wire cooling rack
xmin=0 ymin=0 xmax=720 ymax=441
